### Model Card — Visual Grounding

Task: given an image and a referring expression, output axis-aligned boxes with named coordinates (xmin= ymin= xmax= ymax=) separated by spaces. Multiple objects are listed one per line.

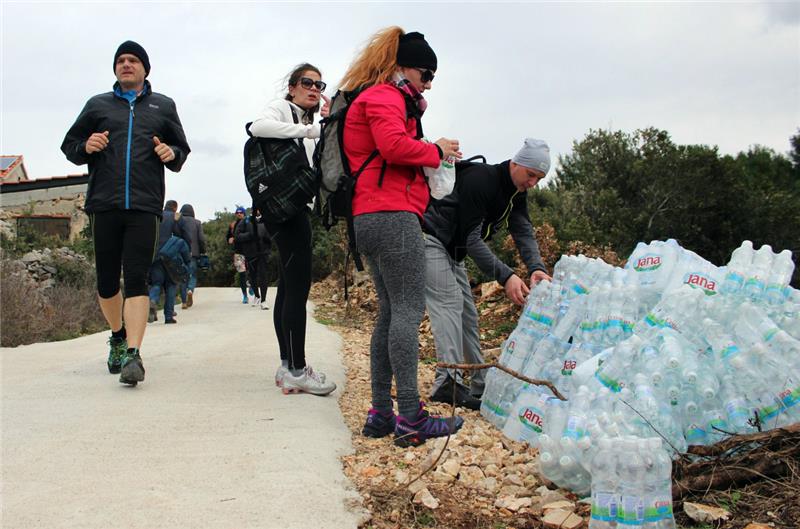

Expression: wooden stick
xmin=436 ymin=361 xmax=567 ymax=401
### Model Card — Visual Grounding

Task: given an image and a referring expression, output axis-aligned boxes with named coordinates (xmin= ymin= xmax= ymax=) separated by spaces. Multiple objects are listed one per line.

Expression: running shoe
xmin=260 ymin=301 xmax=269 ymax=310
xmin=282 ymin=366 xmax=336 ymax=396
xmin=394 ymin=402 xmax=464 ymax=447
xmin=242 ymin=294 xmax=248 ymax=304
xmin=274 ymin=365 xmax=288 ymax=387
xmin=362 ymin=408 xmax=397 ymax=438
xmin=106 ymin=336 xmax=127 ymax=374
xmin=119 ymin=350 xmax=145 ymax=386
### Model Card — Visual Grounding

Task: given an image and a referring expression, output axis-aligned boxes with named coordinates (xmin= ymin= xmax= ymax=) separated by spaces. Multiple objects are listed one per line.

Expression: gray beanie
xmin=512 ymin=138 xmax=550 ymax=174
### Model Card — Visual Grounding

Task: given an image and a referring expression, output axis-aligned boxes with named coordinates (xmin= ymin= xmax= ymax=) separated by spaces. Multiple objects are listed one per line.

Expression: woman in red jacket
xmin=339 ymin=27 xmax=464 ymax=447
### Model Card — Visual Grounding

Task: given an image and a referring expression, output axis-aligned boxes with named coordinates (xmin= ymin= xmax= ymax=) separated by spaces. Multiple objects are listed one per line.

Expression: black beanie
xmin=113 ymin=40 xmax=150 ymax=77
xmin=396 ymin=32 xmax=437 ymax=71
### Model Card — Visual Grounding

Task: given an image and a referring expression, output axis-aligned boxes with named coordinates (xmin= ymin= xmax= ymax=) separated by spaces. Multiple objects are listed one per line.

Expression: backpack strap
xmin=346 ymin=149 xmax=380 ymax=273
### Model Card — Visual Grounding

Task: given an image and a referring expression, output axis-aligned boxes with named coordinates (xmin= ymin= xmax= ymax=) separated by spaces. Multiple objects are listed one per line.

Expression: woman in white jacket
xmin=249 ymin=63 xmax=335 ymax=396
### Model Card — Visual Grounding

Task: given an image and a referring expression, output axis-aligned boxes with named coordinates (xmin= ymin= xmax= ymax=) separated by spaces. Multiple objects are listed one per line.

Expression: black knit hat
xmin=113 ymin=40 xmax=150 ymax=77
xmin=396 ymin=32 xmax=437 ymax=71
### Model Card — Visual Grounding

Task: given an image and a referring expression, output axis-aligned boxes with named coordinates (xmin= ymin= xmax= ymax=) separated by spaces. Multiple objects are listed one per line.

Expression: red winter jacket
xmin=344 ymin=83 xmax=441 ymax=219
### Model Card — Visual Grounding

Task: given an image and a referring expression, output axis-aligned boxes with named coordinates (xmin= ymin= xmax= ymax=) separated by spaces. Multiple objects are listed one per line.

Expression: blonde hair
xmin=339 ymin=26 xmax=404 ymax=91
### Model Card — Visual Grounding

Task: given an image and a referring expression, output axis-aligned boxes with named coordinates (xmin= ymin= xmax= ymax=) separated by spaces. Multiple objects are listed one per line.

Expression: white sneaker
xmin=250 ymin=296 xmax=259 ymax=306
xmin=282 ymin=366 xmax=336 ymax=396
xmin=260 ymin=301 xmax=270 ymax=310
xmin=275 ymin=365 xmax=288 ymax=387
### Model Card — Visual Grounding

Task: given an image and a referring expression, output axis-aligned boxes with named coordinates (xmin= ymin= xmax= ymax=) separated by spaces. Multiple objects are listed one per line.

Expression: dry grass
xmin=1 ymin=259 xmax=106 ymax=347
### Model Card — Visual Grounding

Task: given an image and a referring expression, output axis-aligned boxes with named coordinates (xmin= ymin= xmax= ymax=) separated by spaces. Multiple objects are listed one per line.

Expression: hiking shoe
xmin=165 ymin=318 xmax=177 ymax=324
xmin=187 ymin=290 xmax=193 ymax=307
xmin=362 ymin=408 xmax=397 ymax=438
xmin=282 ymin=366 xmax=336 ymax=396
xmin=274 ymin=365 xmax=289 ymax=387
xmin=430 ymin=378 xmax=482 ymax=411
xmin=148 ymin=301 xmax=157 ymax=323
xmin=181 ymin=302 xmax=188 ymax=309
xmin=394 ymin=402 xmax=464 ymax=448
xmin=107 ymin=336 xmax=127 ymax=374
xmin=119 ymin=350 xmax=145 ymax=386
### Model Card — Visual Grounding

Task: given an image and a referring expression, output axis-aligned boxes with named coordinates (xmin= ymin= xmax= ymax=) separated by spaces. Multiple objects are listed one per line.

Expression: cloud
xmin=763 ymin=1 xmax=800 ymax=25
xmin=187 ymin=138 xmax=235 ymax=158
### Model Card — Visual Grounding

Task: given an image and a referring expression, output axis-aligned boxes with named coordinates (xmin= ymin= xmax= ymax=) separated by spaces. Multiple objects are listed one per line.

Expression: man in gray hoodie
xmin=178 ymin=203 xmax=206 ymax=308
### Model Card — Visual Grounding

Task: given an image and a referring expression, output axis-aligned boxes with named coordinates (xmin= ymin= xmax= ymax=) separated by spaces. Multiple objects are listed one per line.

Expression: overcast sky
xmin=2 ymin=1 xmax=799 ymax=221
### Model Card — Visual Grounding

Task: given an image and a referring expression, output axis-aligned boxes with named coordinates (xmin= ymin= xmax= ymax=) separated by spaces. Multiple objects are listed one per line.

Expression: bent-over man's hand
xmin=504 ymin=274 xmax=530 ymax=306
xmin=85 ymin=131 xmax=110 ymax=154
xmin=530 ymin=270 xmax=552 ymax=288
xmin=153 ymin=136 xmax=175 ymax=163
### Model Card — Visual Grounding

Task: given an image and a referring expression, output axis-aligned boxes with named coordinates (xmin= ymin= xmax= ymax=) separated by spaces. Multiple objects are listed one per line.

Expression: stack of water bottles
xmin=479 ymin=239 xmax=798 ymax=527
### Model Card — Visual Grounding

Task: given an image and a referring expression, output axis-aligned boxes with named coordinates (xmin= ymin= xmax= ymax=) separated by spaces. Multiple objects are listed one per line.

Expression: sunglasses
xmin=299 ymin=77 xmax=327 ymax=91
xmin=415 ymin=68 xmax=435 ymax=83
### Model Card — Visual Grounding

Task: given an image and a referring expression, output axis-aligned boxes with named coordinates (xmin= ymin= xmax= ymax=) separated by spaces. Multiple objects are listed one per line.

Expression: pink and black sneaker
xmin=394 ymin=402 xmax=464 ymax=447
xmin=362 ymin=408 xmax=397 ymax=438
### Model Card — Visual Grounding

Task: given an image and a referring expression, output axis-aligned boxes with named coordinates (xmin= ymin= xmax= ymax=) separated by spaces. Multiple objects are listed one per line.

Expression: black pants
xmin=247 ymin=252 xmax=270 ymax=303
xmin=90 ymin=210 xmax=159 ymax=298
xmin=264 ymin=210 xmax=311 ymax=370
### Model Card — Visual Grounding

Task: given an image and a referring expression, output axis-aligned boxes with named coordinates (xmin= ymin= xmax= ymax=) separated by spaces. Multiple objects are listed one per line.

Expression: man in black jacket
xmin=61 ymin=40 xmax=190 ymax=386
xmin=422 ymin=138 xmax=552 ymax=409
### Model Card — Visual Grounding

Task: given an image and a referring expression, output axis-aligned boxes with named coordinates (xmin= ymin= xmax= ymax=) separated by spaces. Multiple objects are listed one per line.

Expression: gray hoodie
xmin=179 ymin=204 xmax=207 ymax=257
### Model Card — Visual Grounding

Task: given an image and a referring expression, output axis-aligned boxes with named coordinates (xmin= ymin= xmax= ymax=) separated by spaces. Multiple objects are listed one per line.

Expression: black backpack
xmin=313 ymin=86 xmax=421 ymax=272
xmin=243 ymin=107 xmax=316 ymax=224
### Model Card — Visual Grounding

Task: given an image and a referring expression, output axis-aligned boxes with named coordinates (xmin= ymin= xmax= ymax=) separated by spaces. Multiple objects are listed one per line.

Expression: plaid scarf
xmin=392 ymin=71 xmax=427 ymax=116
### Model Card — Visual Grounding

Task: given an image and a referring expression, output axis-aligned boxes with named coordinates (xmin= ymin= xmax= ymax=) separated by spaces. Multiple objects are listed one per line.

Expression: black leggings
xmin=91 ymin=210 xmax=159 ymax=298
xmin=247 ymin=254 xmax=270 ymax=302
xmin=264 ymin=210 xmax=311 ymax=370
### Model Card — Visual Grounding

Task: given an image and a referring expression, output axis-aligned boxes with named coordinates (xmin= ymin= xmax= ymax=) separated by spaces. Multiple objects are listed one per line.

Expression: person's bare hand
xmin=85 ymin=131 xmax=110 ymax=154
xmin=153 ymin=136 xmax=175 ymax=163
xmin=504 ymin=274 xmax=530 ymax=306
xmin=434 ymin=137 xmax=462 ymax=160
xmin=530 ymin=270 xmax=552 ymax=288
xmin=228 ymin=237 xmax=234 ymax=245
xmin=320 ymin=94 xmax=331 ymax=118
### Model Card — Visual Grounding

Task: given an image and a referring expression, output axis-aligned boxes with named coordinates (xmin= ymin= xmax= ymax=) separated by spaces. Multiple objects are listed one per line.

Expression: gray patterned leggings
xmin=354 ymin=211 xmax=425 ymax=419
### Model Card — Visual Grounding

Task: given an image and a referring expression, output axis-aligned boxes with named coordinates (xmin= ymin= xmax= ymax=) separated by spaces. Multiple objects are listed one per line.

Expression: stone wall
xmin=0 ymin=189 xmax=87 ymax=240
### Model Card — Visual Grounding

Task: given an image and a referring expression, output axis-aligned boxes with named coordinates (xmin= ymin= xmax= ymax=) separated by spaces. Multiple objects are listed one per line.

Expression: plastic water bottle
xmin=617 ymin=438 xmax=645 ymax=528
xmin=721 ymin=240 xmax=753 ymax=296
xmin=538 ymin=433 xmax=565 ymax=484
xmin=589 ymin=437 xmax=619 ymax=528
xmin=744 ymin=245 xmax=774 ymax=301
xmin=765 ymin=250 xmax=795 ymax=305
xmin=649 ymin=438 xmax=676 ymax=529
xmin=480 ymin=368 xmax=509 ymax=428
xmin=502 ymin=384 xmax=549 ymax=445
xmin=682 ymin=400 xmax=708 ymax=446
xmin=719 ymin=374 xmax=755 ymax=434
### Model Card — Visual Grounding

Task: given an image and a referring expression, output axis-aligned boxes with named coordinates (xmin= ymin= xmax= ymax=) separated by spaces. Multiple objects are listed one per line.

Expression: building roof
xmin=0 ymin=155 xmax=28 ymax=181
xmin=0 ymin=173 xmax=89 ymax=193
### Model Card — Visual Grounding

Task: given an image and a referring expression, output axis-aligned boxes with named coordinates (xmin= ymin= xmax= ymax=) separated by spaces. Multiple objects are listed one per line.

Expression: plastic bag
xmin=422 ymin=138 xmax=456 ymax=199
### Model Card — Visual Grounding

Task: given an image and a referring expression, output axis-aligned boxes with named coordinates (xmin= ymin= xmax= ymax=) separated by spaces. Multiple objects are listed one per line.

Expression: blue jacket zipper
xmin=125 ymin=101 xmax=135 ymax=209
